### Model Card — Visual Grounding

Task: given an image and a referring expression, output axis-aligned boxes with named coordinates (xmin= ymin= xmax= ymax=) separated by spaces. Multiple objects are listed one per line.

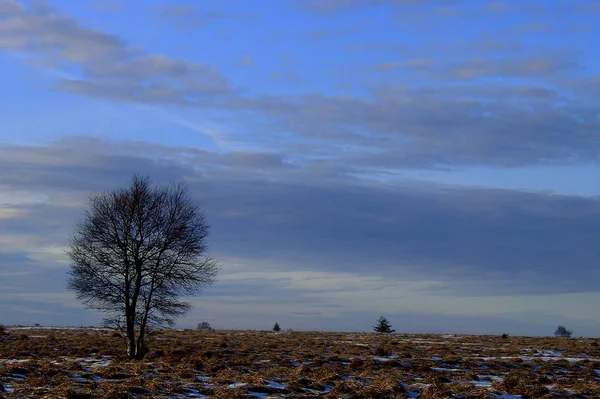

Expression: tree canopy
xmin=373 ymin=316 xmax=395 ymax=334
xmin=67 ymin=175 xmax=218 ymax=359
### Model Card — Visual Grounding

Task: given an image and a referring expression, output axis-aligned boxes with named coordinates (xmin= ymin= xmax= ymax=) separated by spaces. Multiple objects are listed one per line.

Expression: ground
xmin=1 ymin=327 xmax=599 ymax=398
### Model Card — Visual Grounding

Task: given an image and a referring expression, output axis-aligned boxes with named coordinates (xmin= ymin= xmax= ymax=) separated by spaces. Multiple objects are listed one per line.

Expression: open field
xmin=1 ymin=327 xmax=599 ymax=398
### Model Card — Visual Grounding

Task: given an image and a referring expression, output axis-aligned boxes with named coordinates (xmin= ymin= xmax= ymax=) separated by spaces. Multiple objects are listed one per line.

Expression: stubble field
xmin=1 ymin=327 xmax=599 ymax=398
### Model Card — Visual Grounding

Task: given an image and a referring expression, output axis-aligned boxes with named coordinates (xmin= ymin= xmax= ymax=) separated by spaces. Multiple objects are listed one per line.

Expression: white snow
xmin=228 ymin=382 xmax=248 ymax=389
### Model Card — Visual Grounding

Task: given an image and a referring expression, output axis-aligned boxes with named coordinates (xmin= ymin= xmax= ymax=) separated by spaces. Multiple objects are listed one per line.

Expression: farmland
xmin=1 ymin=327 xmax=599 ymax=398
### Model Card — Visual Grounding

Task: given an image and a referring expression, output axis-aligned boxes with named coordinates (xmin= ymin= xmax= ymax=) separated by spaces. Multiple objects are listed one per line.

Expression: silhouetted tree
xmin=197 ymin=321 xmax=212 ymax=330
xmin=373 ymin=316 xmax=395 ymax=334
xmin=67 ymin=175 xmax=218 ymax=359
xmin=554 ymin=325 xmax=572 ymax=338
xmin=273 ymin=322 xmax=281 ymax=332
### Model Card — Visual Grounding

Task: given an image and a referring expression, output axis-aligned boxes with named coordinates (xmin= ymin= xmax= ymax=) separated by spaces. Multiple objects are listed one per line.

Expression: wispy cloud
xmin=0 ymin=1 xmax=229 ymax=104
xmin=136 ymin=106 xmax=234 ymax=151
xmin=299 ymin=0 xmax=460 ymax=14
xmin=2 ymin=1 xmax=597 ymax=170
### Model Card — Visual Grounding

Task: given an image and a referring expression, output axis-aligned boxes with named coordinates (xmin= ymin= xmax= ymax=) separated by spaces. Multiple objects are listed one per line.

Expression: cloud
xmin=218 ymin=81 xmax=599 ymax=168
xmin=1 ymin=137 xmax=599 ymax=332
xmin=269 ymin=71 xmax=301 ymax=82
xmin=447 ymin=54 xmax=578 ymax=79
xmin=1 ymin=2 xmax=595 ymax=172
xmin=510 ymin=22 xmax=552 ymax=34
xmin=0 ymin=1 xmax=229 ymax=104
xmin=301 ymin=27 xmax=358 ymax=40
xmin=238 ymin=56 xmax=255 ymax=68
xmin=157 ymin=5 xmax=228 ymax=27
xmin=0 ymin=0 xmax=19 ymax=12
xmin=558 ymin=1 xmax=600 ymax=14
xmin=569 ymin=76 xmax=600 ymax=99
xmin=483 ymin=1 xmax=546 ymax=14
xmin=578 ymin=2 xmax=600 ymax=12
xmin=159 ymin=5 xmax=198 ymax=17
xmin=45 ymin=69 xmax=591 ymax=170
xmin=1 ymin=0 xmax=599 ymax=335
xmin=299 ymin=0 xmax=459 ymax=14
xmin=2 ymin=137 xmax=600 ymax=292
xmin=89 ymin=0 xmax=122 ymax=12
xmin=374 ymin=58 xmax=434 ymax=71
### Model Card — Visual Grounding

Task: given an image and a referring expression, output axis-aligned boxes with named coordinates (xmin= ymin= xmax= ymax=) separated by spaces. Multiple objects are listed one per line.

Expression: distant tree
xmin=67 ymin=175 xmax=219 ymax=359
xmin=273 ymin=322 xmax=281 ymax=332
xmin=501 ymin=333 xmax=509 ymax=339
xmin=373 ymin=316 xmax=395 ymax=334
xmin=197 ymin=321 xmax=212 ymax=330
xmin=554 ymin=325 xmax=572 ymax=338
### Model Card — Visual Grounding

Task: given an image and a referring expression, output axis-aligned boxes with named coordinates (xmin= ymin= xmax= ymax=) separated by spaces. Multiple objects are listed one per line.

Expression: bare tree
xmin=554 ymin=325 xmax=573 ymax=338
xmin=197 ymin=321 xmax=212 ymax=330
xmin=67 ymin=175 xmax=218 ymax=359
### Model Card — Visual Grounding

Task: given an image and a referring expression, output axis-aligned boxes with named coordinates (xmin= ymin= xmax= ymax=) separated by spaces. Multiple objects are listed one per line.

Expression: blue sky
xmin=0 ymin=0 xmax=599 ymax=335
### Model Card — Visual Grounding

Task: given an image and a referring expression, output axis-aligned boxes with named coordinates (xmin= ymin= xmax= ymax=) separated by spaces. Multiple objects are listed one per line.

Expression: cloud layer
xmin=0 ymin=0 xmax=229 ymax=103
xmin=2 ymin=1 xmax=599 ymax=170
xmin=1 ymin=138 xmax=599 ymax=333
xmin=1 ymin=0 xmax=599 ymax=334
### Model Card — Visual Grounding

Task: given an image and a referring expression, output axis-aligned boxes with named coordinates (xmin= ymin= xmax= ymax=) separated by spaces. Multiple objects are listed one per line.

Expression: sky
xmin=0 ymin=0 xmax=599 ymax=336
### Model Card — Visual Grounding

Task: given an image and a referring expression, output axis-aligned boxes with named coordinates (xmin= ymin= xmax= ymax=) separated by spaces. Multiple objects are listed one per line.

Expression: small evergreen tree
xmin=273 ymin=322 xmax=281 ymax=332
xmin=373 ymin=316 xmax=395 ymax=334
xmin=554 ymin=325 xmax=572 ymax=337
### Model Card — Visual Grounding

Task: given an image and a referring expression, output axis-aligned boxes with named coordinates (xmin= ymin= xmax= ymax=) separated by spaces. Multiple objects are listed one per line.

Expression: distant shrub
xmin=554 ymin=325 xmax=572 ymax=338
xmin=197 ymin=321 xmax=212 ymax=330
xmin=273 ymin=322 xmax=281 ymax=332
xmin=501 ymin=333 xmax=509 ymax=339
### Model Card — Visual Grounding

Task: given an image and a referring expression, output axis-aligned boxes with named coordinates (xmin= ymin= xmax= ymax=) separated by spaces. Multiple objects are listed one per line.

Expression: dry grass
xmin=1 ymin=328 xmax=599 ymax=398
xmin=492 ymin=369 xmax=550 ymax=398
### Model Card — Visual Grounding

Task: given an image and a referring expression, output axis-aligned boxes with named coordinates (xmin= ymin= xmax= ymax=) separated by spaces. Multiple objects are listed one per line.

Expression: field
xmin=1 ymin=327 xmax=599 ymax=398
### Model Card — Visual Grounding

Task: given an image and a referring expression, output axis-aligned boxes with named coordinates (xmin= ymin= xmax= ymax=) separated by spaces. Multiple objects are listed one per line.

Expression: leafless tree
xmin=554 ymin=325 xmax=573 ymax=338
xmin=197 ymin=321 xmax=212 ymax=330
xmin=67 ymin=175 xmax=218 ymax=359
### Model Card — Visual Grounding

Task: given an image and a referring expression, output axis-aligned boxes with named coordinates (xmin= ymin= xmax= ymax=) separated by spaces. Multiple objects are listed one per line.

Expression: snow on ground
xmin=1 ymin=329 xmax=599 ymax=397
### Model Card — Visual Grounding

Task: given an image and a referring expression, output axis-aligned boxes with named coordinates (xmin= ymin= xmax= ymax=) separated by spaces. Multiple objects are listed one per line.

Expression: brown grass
xmin=1 ymin=328 xmax=599 ymax=398
xmin=492 ymin=369 xmax=550 ymax=398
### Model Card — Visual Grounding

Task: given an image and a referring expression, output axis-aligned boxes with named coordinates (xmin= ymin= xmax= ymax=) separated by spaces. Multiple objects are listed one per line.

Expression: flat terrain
xmin=1 ymin=327 xmax=599 ymax=398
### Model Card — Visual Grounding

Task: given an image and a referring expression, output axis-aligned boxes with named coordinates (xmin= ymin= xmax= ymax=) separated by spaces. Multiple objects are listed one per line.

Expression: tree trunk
xmin=127 ymin=258 xmax=144 ymax=359
xmin=127 ymin=332 xmax=137 ymax=359
xmin=135 ymin=326 xmax=146 ymax=360
xmin=125 ymin=305 xmax=137 ymax=359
